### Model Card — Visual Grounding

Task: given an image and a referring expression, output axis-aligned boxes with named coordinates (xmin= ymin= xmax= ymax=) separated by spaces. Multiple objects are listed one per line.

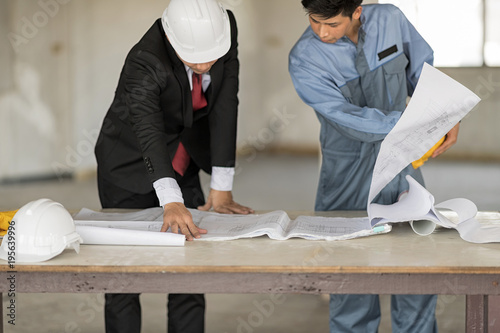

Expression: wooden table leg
xmin=1 ymin=292 xmax=3 ymax=333
xmin=467 ymin=295 xmax=488 ymax=333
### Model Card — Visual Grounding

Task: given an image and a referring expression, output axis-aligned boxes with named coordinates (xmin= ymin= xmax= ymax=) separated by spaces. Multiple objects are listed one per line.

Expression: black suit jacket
xmin=95 ymin=11 xmax=239 ymax=194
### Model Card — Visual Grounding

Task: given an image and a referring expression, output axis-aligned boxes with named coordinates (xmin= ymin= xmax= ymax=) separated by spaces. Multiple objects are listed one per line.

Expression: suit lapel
xmin=175 ymin=65 xmax=193 ymax=128
xmin=208 ymin=59 xmax=223 ymax=105
xmin=164 ymin=35 xmax=193 ymax=128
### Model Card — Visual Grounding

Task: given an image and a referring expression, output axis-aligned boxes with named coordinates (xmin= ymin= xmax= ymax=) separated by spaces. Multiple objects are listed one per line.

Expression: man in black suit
xmin=94 ymin=0 xmax=253 ymax=332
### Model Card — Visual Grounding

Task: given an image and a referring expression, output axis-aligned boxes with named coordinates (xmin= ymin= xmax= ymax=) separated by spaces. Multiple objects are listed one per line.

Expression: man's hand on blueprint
xmin=432 ymin=123 xmax=460 ymax=158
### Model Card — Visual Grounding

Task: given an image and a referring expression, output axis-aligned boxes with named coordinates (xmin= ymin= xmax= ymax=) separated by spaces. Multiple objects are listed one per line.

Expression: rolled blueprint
xmin=75 ymin=226 xmax=185 ymax=246
xmin=409 ymin=220 xmax=436 ymax=236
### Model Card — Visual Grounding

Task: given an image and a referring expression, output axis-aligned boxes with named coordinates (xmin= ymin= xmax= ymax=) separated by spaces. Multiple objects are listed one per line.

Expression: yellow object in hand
xmin=0 ymin=210 xmax=19 ymax=237
xmin=412 ymin=136 xmax=446 ymax=169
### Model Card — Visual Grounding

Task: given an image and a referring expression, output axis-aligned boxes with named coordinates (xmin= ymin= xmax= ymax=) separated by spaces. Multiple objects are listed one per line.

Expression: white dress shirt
xmin=153 ymin=65 xmax=235 ymax=207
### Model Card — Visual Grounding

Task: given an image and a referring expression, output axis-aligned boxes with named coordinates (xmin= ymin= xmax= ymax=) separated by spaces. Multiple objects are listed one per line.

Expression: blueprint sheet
xmin=367 ymin=63 xmax=481 ymax=206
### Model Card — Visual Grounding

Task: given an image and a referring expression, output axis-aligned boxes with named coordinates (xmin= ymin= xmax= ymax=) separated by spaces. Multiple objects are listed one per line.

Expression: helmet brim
xmin=173 ymin=35 xmax=231 ymax=64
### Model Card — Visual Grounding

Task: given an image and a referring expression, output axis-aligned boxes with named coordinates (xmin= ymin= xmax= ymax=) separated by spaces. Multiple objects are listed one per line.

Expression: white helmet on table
xmin=162 ymin=0 xmax=231 ymax=63
xmin=0 ymin=199 xmax=81 ymax=263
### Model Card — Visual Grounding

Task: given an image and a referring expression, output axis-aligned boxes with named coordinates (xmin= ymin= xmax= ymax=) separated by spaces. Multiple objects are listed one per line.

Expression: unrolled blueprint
xmin=191 ymin=210 xmax=391 ymax=241
xmin=367 ymin=63 xmax=481 ymax=206
xmin=364 ymin=64 xmax=500 ymax=244
xmin=74 ymin=208 xmax=391 ymax=242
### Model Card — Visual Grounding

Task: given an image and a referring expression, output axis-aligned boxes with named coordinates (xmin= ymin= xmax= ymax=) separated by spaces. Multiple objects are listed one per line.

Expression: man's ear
xmin=352 ymin=6 xmax=362 ymax=20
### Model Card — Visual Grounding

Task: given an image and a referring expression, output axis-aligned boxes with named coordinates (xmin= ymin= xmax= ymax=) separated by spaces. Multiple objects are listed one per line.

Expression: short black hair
xmin=301 ymin=0 xmax=363 ymax=19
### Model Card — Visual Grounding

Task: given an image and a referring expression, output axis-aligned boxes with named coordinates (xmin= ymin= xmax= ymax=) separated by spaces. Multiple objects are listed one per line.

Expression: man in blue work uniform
xmin=289 ymin=0 xmax=460 ymax=332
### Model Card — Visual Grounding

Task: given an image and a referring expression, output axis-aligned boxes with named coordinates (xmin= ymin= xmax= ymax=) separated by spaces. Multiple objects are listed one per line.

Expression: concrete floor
xmin=1 ymin=153 xmax=500 ymax=332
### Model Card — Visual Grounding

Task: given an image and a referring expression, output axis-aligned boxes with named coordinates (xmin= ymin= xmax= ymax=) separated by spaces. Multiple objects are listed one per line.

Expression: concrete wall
xmin=0 ymin=1 xmax=13 ymax=92
xmin=0 ymin=0 xmax=498 ymax=180
xmin=1 ymin=0 xmax=71 ymax=179
xmin=439 ymin=67 xmax=500 ymax=160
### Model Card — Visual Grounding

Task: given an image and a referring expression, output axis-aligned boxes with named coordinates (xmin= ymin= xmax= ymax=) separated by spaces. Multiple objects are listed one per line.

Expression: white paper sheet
xmin=74 ymin=207 xmax=164 ymax=222
xmin=435 ymin=200 xmax=500 ymax=243
xmin=288 ymin=215 xmax=391 ymax=241
xmin=74 ymin=207 xmax=164 ymax=232
xmin=193 ymin=210 xmax=291 ymax=240
xmin=369 ymin=174 xmax=500 ymax=243
xmin=191 ymin=210 xmax=391 ymax=241
xmin=369 ymin=175 xmax=476 ymax=235
xmin=368 ymin=63 xmax=481 ymax=206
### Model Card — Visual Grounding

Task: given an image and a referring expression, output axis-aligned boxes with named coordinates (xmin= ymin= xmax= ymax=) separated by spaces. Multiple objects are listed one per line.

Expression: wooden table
xmin=1 ymin=211 xmax=500 ymax=332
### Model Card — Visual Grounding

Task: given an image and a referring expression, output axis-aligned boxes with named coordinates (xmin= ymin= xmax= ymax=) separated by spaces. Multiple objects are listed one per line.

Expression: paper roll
xmin=409 ymin=220 xmax=437 ymax=236
xmin=76 ymin=226 xmax=185 ymax=247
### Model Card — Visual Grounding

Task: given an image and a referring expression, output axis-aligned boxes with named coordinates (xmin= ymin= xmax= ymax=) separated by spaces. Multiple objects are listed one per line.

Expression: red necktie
xmin=172 ymin=73 xmax=207 ymax=176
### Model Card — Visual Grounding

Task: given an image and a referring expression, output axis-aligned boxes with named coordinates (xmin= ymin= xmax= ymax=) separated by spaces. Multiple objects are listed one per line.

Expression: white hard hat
xmin=0 ymin=199 xmax=81 ymax=263
xmin=162 ymin=0 xmax=231 ymax=64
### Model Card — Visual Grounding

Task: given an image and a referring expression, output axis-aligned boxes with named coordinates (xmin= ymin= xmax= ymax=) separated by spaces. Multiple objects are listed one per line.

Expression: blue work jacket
xmin=289 ymin=4 xmax=434 ymax=210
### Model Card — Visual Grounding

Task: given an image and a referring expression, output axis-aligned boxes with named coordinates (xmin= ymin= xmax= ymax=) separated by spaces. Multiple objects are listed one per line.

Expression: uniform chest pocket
xmin=382 ymin=53 xmax=409 ymax=108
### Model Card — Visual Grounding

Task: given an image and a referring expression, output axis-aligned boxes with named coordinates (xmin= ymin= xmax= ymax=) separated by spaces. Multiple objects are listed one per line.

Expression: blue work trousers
xmin=330 ymin=294 xmax=438 ymax=333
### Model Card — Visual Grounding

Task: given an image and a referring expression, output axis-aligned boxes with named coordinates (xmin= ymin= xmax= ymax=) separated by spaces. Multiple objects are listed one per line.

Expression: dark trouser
xmin=98 ymin=162 xmax=206 ymax=333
